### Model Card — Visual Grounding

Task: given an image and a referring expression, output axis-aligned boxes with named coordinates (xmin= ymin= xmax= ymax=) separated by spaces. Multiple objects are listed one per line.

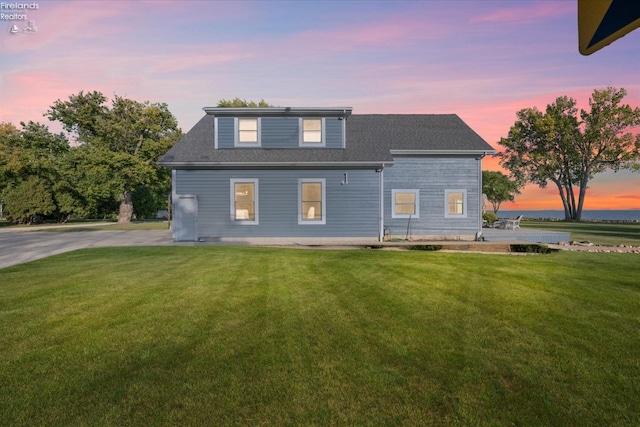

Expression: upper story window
xmin=445 ymin=189 xmax=467 ymax=218
xmin=300 ymin=118 xmax=325 ymax=146
xmin=392 ymin=189 xmax=419 ymax=218
xmin=236 ymin=118 xmax=260 ymax=146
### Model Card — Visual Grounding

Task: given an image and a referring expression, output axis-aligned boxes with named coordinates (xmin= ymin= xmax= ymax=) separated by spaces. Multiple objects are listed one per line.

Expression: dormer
xmin=203 ymin=107 xmax=352 ymax=149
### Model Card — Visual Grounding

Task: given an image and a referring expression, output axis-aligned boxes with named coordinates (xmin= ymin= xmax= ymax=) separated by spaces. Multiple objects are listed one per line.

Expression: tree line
xmin=2 ymin=89 xmax=637 ymax=224
xmin=0 ymin=91 xmax=182 ymax=224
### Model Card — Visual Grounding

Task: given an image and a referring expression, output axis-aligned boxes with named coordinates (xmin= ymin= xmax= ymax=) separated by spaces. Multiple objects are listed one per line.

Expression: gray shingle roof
xmin=159 ymin=113 xmax=495 ymax=167
xmin=349 ymin=114 xmax=495 ymax=152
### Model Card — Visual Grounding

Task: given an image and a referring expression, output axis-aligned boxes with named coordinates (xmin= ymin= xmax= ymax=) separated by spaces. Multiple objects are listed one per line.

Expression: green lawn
xmin=1 ymin=247 xmax=639 ymax=426
xmin=521 ymin=220 xmax=640 ymax=246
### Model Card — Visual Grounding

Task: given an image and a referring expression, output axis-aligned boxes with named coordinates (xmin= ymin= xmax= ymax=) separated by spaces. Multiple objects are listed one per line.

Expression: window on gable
xmin=299 ymin=179 xmax=326 ymax=224
xmin=445 ymin=189 xmax=467 ymax=218
xmin=237 ymin=118 xmax=260 ymax=146
xmin=392 ymin=189 xmax=419 ymax=218
xmin=231 ymin=179 xmax=258 ymax=224
xmin=300 ymin=118 xmax=324 ymax=146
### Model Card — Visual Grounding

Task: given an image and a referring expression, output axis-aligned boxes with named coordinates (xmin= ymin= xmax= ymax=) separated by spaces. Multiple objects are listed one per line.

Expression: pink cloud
xmin=501 ymin=185 xmax=562 ymax=210
xmin=0 ymin=71 xmax=76 ymax=126
xmin=273 ymin=10 xmax=449 ymax=59
xmin=297 ymin=20 xmax=439 ymax=49
xmin=147 ymin=48 xmax=255 ymax=74
xmin=1 ymin=68 xmax=154 ymax=130
xmin=616 ymin=194 xmax=640 ymax=201
xmin=470 ymin=2 xmax=574 ymax=24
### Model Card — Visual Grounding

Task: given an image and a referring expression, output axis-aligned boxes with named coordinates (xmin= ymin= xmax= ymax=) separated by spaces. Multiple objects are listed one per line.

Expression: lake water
xmin=499 ymin=210 xmax=640 ymax=221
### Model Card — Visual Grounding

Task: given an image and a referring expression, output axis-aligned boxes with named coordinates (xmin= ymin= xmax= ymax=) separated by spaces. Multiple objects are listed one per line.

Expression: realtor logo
xmin=2 ymin=2 xmax=40 ymax=35
xmin=7 ymin=19 xmax=36 ymax=34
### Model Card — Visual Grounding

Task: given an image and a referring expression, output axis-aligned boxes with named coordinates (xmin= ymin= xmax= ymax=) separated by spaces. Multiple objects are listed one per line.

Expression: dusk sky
xmin=1 ymin=0 xmax=639 ymax=210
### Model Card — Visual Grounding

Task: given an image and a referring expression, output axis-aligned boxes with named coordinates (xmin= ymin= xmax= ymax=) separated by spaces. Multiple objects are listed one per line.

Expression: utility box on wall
xmin=173 ymin=195 xmax=198 ymax=241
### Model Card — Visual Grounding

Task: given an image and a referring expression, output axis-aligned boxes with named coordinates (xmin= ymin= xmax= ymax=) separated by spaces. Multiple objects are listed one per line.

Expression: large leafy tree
xmin=46 ymin=91 xmax=182 ymax=223
xmin=0 ymin=121 xmax=69 ymax=223
xmin=0 ymin=123 xmax=20 ymax=195
xmin=0 ymin=123 xmax=18 ymax=218
xmin=482 ymin=170 xmax=521 ymax=215
xmin=3 ymin=176 xmax=57 ymax=223
xmin=499 ymin=87 xmax=640 ymax=221
xmin=56 ymin=145 xmax=133 ymax=219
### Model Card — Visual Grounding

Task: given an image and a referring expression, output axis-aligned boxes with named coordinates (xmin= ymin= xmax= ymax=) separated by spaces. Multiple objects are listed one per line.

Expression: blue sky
xmin=1 ymin=0 xmax=639 ymax=209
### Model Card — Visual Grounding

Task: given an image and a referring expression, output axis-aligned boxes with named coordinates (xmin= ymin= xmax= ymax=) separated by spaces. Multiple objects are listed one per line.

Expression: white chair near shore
xmin=494 ymin=215 xmax=523 ymax=230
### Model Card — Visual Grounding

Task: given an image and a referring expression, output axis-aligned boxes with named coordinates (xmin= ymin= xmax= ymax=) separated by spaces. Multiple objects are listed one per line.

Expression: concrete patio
xmin=480 ymin=227 xmax=570 ymax=244
xmin=0 ymin=225 xmax=572 ymax=270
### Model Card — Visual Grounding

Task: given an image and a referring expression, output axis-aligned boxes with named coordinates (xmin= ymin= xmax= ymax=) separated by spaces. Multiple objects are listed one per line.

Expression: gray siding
xmin=216 ymin=118 xmax=234 ymax=148
xmin=174 ymin=168 xmax=379 ymax=238
xmin=384 ymin=156 xmax=481 ymax=237
xmin=325 ymin=118 xmax=344 ymax=148
xmin=262 ymin=118 xmax=299 ymax=148
xmin=216 ymin=117 xmax=344 ymax=149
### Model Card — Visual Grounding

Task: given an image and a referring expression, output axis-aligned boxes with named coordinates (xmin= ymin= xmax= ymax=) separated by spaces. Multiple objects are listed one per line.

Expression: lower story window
xmin=392 ymin=189 xmax=419 ymax=218
xmin=299 ymin=179 xmax=326 ymax=225
xmin=231 ymin=179 xmax=258 ymax=224
xmin=445 ymin=189 xmax=467 ymax=218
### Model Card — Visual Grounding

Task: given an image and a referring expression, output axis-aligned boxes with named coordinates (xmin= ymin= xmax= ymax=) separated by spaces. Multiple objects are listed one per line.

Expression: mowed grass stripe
xmin=521 ymin=220 xmax=640 ymax=246
xmin=1 ymin=247 xmax=639 ymax=426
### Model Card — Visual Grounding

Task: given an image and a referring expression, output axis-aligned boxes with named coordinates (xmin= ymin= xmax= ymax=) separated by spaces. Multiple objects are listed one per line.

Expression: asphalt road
xmin=0 ymin=230 xmax=175 ymax=269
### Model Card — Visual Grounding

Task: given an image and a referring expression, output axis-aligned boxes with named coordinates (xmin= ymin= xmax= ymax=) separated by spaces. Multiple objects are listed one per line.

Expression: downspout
xmin=341 ymin=109 xmax=347 ymax=149
xmin=171 ymin=169 xmax=177 ymax=236
xmin=476 ymin=153 xmax=486 ymax=241
xmin=377 ymin=164 xmax=385 ymax=242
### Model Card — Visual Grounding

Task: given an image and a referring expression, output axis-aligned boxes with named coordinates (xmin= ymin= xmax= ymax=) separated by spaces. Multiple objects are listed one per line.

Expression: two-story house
xmin=158 ymin=107 xmax=495 ymax=242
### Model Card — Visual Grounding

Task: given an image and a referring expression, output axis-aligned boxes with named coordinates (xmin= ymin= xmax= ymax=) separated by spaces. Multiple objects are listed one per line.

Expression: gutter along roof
xmin=158 ymin=112 xmax=495 ymax=168
xmin=203 ymin=106 xmax=353 ymax=118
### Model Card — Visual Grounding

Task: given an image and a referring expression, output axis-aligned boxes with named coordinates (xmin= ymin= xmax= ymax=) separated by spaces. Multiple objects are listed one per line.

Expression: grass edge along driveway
xmin=1 ymin=246 xmax=639 ymax=426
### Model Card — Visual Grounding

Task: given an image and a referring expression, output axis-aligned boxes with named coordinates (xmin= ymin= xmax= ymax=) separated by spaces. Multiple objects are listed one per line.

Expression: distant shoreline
xmin=499 ymin=210 xmax=639 ymax=222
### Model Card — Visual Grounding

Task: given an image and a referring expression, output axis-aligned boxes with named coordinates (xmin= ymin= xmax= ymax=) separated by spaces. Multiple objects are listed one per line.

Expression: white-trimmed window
xmin=299 ymin=179 xmax=326 ymax=225
xmin=445 ymin=189 xmax=467 ymax=218
xmin=392 ymin=189 xmax=419 ymax=218
xmin=235 ymin=118 xmax=260 ymax=146
xmin=230 ymin=179 xmax=259 ymax=224
xmin=299 ymin=118 xmax=325 ymax=146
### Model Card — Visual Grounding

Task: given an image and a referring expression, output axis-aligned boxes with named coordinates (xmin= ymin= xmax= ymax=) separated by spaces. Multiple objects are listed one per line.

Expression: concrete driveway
xmin=0 ymin=229 xmax=175 ymax=269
